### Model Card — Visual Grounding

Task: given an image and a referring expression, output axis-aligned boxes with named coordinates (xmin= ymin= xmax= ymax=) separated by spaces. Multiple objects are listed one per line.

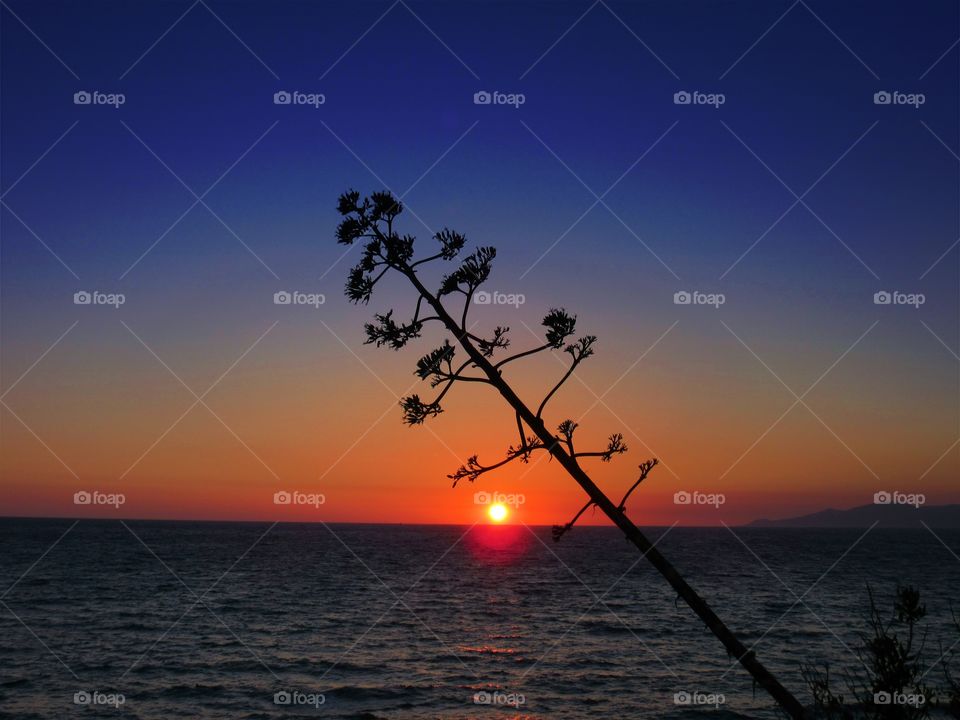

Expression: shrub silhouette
xmin=802 ymin=585 xmax=942 ymax=719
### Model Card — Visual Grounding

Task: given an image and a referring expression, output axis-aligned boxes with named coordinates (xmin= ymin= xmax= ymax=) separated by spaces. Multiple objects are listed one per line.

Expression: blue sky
xmin=1 ymin=0 xmax=958 ymax=522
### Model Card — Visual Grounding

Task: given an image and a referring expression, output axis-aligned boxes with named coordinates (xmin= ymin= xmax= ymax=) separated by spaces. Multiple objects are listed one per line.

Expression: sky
xmin=1 ymin=0 xmax=958 ymax=526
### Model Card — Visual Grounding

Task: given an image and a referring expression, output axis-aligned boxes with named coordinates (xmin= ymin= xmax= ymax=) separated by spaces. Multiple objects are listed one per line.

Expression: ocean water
xmin=1 ymin=520 xmax=958 ymax=719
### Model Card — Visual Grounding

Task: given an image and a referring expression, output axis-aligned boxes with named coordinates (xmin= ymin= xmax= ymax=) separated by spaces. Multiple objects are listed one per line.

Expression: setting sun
xmin=488 ymin=503 xmax=509 ymax=523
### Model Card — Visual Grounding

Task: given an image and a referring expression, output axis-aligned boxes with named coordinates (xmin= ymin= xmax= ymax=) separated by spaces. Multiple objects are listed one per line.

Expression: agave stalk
xmin=334 ymin=190 xmax=806 ymax=718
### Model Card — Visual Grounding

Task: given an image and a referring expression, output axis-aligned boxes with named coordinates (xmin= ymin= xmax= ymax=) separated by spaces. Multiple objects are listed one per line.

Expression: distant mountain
xmin=748 ymin=503 xmax=960 ymax=529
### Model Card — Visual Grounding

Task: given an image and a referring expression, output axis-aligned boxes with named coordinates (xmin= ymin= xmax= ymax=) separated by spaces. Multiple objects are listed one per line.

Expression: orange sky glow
xmin=2 ymin=298 xmax=956 ymax=526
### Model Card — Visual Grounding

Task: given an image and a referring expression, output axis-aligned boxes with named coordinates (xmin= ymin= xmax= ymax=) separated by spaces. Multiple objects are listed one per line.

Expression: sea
xmin=1 ymin=519 xmax=958 ymax=718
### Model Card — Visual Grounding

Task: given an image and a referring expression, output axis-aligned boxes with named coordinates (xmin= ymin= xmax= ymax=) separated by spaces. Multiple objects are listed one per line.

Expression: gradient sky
xmin=1 ymin=0 xmax=958 ymax=525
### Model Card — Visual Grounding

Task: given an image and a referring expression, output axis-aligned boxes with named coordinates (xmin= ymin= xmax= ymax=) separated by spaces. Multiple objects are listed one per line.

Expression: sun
xmin=488 ymin=503 xmax=509 ymax=523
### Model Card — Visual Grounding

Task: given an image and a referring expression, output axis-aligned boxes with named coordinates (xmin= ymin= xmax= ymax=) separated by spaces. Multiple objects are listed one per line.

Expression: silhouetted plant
xmin=802 ymin=662 xmax=853 ymax=720
xmin=939 ymin=606 xmax=960 ymax=717
xmin=802 ymin=585 xmax=936 ymax=719
xmin=334 ymin=189 xmax=806 ymax=718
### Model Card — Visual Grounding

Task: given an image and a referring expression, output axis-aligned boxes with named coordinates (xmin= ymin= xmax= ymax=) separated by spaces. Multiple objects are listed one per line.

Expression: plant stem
xmin=405 ymin=267 xmax=806 ymax=719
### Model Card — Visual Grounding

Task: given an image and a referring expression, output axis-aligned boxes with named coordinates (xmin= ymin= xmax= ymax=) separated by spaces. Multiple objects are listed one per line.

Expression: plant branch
xmin=537 ymin=363 xmax=576 ymax=418
xmin=537 ymin=336 xmax=596 ymax=418
xmin=494 ymin=342 xmax=552 ymax=369
xmin=552 ymin=500 xmax=594 ymax=542
xmin=617 ymin=459 xmax=658 ymax=511
xmin=448 ymin=439 xmax=549 ymax=486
